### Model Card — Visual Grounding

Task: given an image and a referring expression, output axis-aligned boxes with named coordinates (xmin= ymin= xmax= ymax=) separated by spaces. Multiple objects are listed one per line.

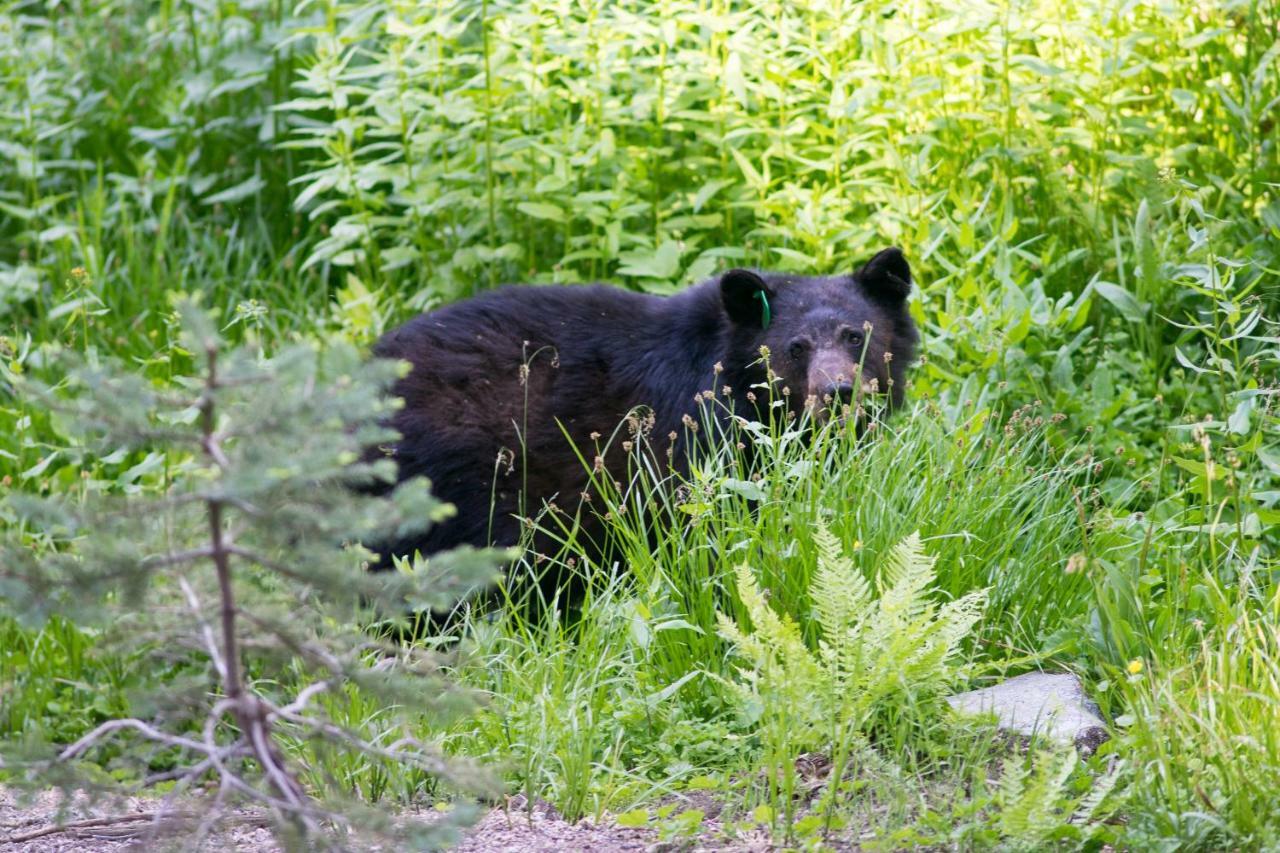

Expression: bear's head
xmin=719 ymin=248 xmax=919 ymax=420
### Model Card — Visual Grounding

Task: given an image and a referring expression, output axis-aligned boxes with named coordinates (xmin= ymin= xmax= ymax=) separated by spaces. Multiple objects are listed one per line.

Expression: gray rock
xmin=946 ymin=672 xmax=1110 ymax=755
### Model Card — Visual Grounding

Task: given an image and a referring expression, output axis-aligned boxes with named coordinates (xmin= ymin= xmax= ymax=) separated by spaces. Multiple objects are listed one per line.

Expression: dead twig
xmin=3 ymin=810 xmax=198 ymax=844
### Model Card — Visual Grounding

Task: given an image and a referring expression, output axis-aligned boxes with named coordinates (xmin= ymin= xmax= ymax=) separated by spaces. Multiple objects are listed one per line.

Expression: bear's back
xmin=371 ymin=281 xmax=719 ymax=562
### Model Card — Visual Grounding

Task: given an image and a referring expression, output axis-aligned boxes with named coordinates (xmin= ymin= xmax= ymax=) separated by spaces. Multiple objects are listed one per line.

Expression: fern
xmin=994 ymin=750 xmax=1125 ymax=850
xmin=998 ymin=749 xmax=1076 ymax=845
xmin=810 ymin=524 xmax=872 ymax=646
xmin=717 ymin=526 xmax=987 ymax=750
xmin=1071 ymin=758 xmax=1124 ymax=827
xmin=715 ymin=563 xmax=822 ymax=732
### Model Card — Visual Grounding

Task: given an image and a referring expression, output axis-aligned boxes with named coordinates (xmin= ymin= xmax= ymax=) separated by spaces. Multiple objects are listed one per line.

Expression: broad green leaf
xmin=516 ymin=202 xmax=566 ymax=223
xmin=617 ymin=241 xmax=682 ymax=280
xmin=1093 ymin=281 xmax=1148 ymax=323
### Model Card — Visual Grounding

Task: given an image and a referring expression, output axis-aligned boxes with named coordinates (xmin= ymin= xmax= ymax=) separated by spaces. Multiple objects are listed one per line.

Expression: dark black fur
xmin=371 ymin=248 xmax=918 ymax=577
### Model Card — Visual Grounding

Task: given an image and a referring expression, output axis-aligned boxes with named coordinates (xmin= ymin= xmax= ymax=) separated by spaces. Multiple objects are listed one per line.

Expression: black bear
xmin=371 ymin=247 xmax=918 ymax=577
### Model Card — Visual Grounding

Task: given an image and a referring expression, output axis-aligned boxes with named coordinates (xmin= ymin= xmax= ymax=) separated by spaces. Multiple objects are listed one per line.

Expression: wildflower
xmin=1127 ymin=659 xmax=1143 ymax=675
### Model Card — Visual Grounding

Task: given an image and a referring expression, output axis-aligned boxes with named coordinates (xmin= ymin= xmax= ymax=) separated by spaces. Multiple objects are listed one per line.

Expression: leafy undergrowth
xmin=266 ymin=405 xmax=1128 ymax=847
xmin=1 ymin=0 xmax=1278 ymax=848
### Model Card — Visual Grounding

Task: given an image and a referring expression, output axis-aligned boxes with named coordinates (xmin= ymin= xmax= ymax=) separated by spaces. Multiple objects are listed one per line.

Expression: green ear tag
xmin=754 ymin=290 xmax=772 ymax=330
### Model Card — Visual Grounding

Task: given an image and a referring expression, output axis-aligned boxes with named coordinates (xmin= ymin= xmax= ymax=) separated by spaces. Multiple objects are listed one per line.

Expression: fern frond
xmin=1072 ymin=759 xmax=1124 ymax=830
xmin=717 ymin=529 xmax=990 ymax=756
xmin=999 ymin=749 xmax=1078 ymax=847
xmin=996 ymin=754 xmax=1031 ymax=830
xmin=811 ymin=523 xmax=872 ymax=642
xmin=934 ymin=589 xmax=986 ymax=658
xmin=729 ymin=563 xmax=795 ymax=652
xmin=879 ymin=530 xmax=928 ymax=588
xmin=718 ymin=563 xmax=820 ymax=695
xmin=877 ymin=531 xmax=936 ymax=626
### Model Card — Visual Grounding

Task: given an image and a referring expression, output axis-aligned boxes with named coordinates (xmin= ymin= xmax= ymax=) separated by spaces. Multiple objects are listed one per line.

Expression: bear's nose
xmin=822 ymin=382 xmax=855 ymax=404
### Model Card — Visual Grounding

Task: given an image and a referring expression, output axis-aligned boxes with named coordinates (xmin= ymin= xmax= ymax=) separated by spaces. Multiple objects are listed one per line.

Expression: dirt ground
xmin=0 ymin=788 xmax=278 ymax=852
xmin=0 ymin=788 xmax=779 ymax=852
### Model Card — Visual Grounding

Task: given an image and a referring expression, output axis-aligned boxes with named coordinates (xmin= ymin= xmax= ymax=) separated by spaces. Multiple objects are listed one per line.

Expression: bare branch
xmin=271 ymin=680 xmax=333 ymax=720
xmin=144 ymin=547 xmax=215 ymax=570
xmin=269 ymin=706 xmax=454 ymax=778
xmin=178 ymin=577 xmax=227 ymax=681
xmin=3 ymin=811 xmax=202 ymax=844
xmin=59 ymin=718 xmax=210 ymax=763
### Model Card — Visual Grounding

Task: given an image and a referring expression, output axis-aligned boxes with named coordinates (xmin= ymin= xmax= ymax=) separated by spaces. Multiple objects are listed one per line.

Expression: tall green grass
xmin=281 ymin=404 xmax=1116 ymax=836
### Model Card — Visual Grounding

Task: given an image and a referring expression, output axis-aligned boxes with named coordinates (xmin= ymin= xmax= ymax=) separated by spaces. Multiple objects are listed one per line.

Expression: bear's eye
xmin=788 ymin=340 xmax=809 ymax=361
xmin=842 ymin=328 xmax=865 ymax=349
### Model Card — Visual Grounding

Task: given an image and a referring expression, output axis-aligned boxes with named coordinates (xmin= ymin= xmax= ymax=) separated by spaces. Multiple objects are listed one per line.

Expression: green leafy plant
xmin=716 ymin=526 xmax=985 ymax=831
xmin=991 ymin=749 xmax=1122 ymax=850
xmin=1 ymin=0 xmax=1277 ymax=846
xmin=718 ymin=528 xmax=985 ymax=746
xmin=0 ymin=303 xmax=501 ymax=849
xmin=1120 ymin=575 xmax=1280 ymax=850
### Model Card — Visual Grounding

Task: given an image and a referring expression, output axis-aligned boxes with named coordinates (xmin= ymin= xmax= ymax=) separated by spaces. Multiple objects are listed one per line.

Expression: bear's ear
xmin=855 ymin=247 xmax=912 ymax=302
xmin=720 ymin=269 xmax=774 ymax=329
